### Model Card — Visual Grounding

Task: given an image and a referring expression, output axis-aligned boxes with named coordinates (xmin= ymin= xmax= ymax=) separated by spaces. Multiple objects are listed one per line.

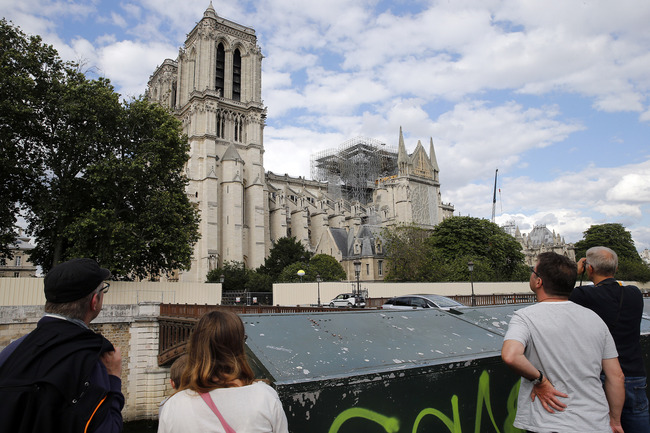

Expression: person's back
xmin=0 ymin=258 xmax=124 ymax=433
xmin=158 ymin=310 xmax=288 ymax=433
xmin=507 ymin=301 xmax=616 ymax=430
xmin=160 ymin=381 xmax=287 ymax=432
xmin=502 ymin=252 xmax=624 ymax=433
xmin=571 ymin=281 xmax=644 ymax=376
xmin=570 ymin=246 xmax=649 ymax=433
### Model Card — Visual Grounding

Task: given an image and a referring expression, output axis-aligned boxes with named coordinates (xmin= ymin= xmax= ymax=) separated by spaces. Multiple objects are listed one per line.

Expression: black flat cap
xmin=44 ymin=258 xmax=112 ymax=303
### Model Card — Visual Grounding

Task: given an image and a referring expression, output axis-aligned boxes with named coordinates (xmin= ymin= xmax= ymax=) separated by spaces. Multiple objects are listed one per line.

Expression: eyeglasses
xmin=530 ymin=266 xmax=541 ymax=279
xmin=100 ymin=282 xmax=110 ymax=294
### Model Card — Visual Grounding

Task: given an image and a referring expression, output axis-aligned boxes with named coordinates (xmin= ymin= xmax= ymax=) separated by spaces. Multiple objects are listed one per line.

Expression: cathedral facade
xmin=147 ymin=5 xmax=453 ymax=282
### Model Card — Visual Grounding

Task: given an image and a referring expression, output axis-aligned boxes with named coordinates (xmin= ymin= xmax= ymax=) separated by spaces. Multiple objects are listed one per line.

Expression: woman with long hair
xmin=158 ymin=310 xmax=289 ymax=433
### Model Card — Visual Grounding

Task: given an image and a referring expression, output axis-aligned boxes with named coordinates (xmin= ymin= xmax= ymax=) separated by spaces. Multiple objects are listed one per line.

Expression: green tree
xmin=24 ymin=72 xmax=124 ymax=271
xmin=245 ymin=271 xmax=273 ymax=292
xmin=206 ymin=261 xmax=250 ymax=291
xmin=276 ymin=254 xmax=346 ymax=283
xmin=278 ymin=262 xmax=310 ymax=283
xmin=308 ymin=254 xmax=346 ymax=281
xmin=0 ymin=19 xmax=64 ymax=261
xmin=428 ymin=216 xmax=527 ymax=282
xmin=0 ymin=20 xmax=200 ymax=276
xmin=259 ymin=236 xmax=311 ymax=281
xmin=574 ymin=223 xmax=641 ymax=262
xmin=381 ymin=224 xmax=434 ymax=281
xmin=58 ymin=98 xmax=200 ymax=278
xmin=574 ymin=223 xmax=650 ymax=282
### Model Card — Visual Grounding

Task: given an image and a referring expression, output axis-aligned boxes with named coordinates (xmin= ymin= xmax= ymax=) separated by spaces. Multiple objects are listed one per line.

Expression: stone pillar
xmin=125 ymin=302 xmax=168 ymax=420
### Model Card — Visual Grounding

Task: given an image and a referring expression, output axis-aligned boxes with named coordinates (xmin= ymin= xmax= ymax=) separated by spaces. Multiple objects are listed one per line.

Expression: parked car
xmin=329 ymin=293 xmax=366 ymax=308
xmin=381 ymin=294 xmax=465 ymax=310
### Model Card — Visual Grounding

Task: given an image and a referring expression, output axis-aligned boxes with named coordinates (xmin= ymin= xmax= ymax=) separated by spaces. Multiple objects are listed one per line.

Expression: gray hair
xmin=44 ymin=284 xmax=102 ymax=320
xmin=586 ymin=246 xmax=618 ymax=276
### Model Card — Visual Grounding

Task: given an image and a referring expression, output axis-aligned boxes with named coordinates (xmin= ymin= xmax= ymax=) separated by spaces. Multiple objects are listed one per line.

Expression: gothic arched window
xmin=234 ymin=114 xmax=244 ymax=142
xmin=216 ymin=110 xmax=225 ymax=139
xmin=216 ymin=43 xmax=225 ymax=95
xmin=233 ymin=48 xmax=241 ymax=101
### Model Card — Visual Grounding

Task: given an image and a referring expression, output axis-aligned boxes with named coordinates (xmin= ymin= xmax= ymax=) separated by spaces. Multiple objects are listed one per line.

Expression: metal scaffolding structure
xmin=310 ymin=137 xmax=399 ymax=204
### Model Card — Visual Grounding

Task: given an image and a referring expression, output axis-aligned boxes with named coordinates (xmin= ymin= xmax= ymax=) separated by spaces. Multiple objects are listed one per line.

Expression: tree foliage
xmin=56 ymin=99 xmax=200 ymax=278
xmin=308 ymin=254 xmax=347 ymax=281
xmin=574 ymin=223 xmax=641 ymax=262
xmin=1 ymin=20 xmax=200 ymax=277
xmin=278 ymin=262 xmax=311 ymax=283
xmin=574 ymin=223 xmax=650 ymax=283
xmin=428 ymin=217 xmax=528 ymax=282
xmin=259 ymin=236 xmax=312 ymax=281
xmin=382 ymin=217 xmax=528 ymax=282
xmin=206 ymin=261 xmax=250 ymax=291
xmin=276 ymin=253 xmax=346 ymax=283
xmin=0 ymin=19 xmax=64 ymax=261
xmin=381 ymin=224 xmax=434 ymax=281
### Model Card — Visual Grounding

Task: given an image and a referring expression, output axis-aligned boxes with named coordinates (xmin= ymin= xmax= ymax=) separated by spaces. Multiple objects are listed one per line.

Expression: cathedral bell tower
xmin=147 ymin=3 xmax=268 ymax=282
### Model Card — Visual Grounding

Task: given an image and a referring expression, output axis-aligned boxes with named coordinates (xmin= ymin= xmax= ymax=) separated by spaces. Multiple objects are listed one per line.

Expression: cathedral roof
xmin=527 ymin=225 xmax=555 ymax=246
xmin=329 ymin=228 xmax=349 ymax=257
xmin=222 ymin=143 xmax=244 ymax=162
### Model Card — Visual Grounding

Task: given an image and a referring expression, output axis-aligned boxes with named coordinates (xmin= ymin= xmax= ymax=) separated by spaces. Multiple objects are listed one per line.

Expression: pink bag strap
xmin=200 ymin=392 xmax=237 ymax=433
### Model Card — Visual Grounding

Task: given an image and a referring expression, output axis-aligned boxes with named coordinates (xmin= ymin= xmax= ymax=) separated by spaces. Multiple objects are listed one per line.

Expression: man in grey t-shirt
xmin=502 ymin=252 xmax=625 ymax=433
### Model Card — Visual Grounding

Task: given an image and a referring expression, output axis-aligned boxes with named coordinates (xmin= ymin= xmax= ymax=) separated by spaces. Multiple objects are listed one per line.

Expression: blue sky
xmin=2 ymin=0 xmax=650 ymax=252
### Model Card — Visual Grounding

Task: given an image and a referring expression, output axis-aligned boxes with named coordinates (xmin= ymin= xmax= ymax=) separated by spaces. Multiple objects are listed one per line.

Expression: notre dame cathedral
xmin=146 ymin=4 xmax=454 ymax=282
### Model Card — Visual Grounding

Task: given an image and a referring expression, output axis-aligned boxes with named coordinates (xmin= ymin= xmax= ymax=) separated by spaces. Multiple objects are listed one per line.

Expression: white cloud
xmin=606 ymin=174 xmax=650 ymax=202
xmin=97 ymin=40 xmax=179 ymax=98
xmin=110 ymin=12 xmax=127 ymax=29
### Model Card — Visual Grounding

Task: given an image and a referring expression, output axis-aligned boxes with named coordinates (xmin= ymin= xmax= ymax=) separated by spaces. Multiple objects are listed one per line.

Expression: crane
xmin=491 ymin=169 xmax=498 ymax=223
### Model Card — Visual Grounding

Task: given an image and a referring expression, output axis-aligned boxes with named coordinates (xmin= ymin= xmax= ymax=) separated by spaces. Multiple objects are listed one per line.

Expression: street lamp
xmin=468 ymin=261 xmax=476 ymax=306
xmin=219 ymin=274 xmax=225 ymax=284
xmin=353 ymin=260 xmax=361 ymax=296
xmin=316 ymin=274 xmax=322 ymax=307
xmin=297 ymin=269 xmax=305 ymax=283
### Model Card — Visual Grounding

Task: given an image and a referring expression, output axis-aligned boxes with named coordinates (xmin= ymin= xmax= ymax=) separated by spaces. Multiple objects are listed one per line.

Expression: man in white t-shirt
xmin=501 ymin=252 xmax=625 ymax=433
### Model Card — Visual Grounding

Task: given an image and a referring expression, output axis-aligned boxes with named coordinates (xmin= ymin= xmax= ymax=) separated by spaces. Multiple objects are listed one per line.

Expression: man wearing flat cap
xmin=0 ymin=258 xmax=124 ymax=433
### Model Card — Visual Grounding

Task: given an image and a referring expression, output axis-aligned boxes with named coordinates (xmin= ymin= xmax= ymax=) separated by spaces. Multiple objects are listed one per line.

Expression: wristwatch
xmin=531 ymin=370 xmax=544 ymax=385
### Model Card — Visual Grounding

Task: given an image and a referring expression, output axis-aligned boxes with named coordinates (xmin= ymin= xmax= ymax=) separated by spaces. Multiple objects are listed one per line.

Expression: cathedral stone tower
xmin=148 ymin=5 xmax=455 ymax=283
xmin=147 ymin=3 xmax=268 ymax=281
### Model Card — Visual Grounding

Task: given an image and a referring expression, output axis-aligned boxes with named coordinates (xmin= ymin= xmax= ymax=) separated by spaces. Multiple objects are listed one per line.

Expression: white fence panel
xmin=0 ymin=278 xmax=221 ymax=306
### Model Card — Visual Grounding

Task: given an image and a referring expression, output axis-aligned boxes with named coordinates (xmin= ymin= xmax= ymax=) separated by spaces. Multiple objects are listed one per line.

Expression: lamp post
xmin=316 ymin=274 xmax=322 ymax=307
xmin=297 ymin=269 xmax=305 ymax=283
xmin=353 ymin=260 xmax=361 ymax=296
xmin=468 ymin=261 xmax=476 ymax=306
xmin=219 ymin=274 xmax=225 ymax=284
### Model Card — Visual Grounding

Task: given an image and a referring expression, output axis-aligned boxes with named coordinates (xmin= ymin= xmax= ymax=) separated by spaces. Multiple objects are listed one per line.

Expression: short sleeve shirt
xmin=504 ymin=301 xmax=618 ymax=433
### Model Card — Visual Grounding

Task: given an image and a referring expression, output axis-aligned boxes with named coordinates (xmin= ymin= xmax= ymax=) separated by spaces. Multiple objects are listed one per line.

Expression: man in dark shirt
xmin=0 ymin=258 xmax=124 ymax=433
xmin=570 ymin=246 xmax=650 ymax=433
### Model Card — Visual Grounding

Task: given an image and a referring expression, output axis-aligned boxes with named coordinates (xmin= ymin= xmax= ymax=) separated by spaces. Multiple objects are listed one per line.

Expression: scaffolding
xmin=310 ymin=137 xmax=399 ymax=205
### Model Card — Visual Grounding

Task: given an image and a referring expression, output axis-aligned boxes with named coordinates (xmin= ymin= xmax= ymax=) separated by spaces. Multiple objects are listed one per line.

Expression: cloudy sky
xmin=2 ymin=0 xmax=650 ymax=252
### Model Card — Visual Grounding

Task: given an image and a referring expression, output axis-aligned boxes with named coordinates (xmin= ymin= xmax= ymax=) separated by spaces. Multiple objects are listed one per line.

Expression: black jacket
xmin=570 ymin=279 xmax=646 ymax=377
xmin=0 ymin=317 xmax=118 ymax=433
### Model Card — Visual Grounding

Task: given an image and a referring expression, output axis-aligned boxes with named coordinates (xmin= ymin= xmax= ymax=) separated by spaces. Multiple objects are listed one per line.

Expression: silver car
xmin=381 ymin=294 xmax=465 ymax=310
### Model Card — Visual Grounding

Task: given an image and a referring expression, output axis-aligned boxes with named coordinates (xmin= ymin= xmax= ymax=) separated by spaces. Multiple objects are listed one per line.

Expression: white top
xmin=504 ymin=301 xmax=618 ymax=433
xmin=158 ymin=381 xmax=289 ymax=433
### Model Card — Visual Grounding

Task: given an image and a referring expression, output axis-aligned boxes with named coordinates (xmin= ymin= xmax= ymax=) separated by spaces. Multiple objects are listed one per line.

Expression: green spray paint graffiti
xmin=327 ymin=370 xmax=523 ymax=433
xmin=327 ymin=408 xmax=400 ymax=433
